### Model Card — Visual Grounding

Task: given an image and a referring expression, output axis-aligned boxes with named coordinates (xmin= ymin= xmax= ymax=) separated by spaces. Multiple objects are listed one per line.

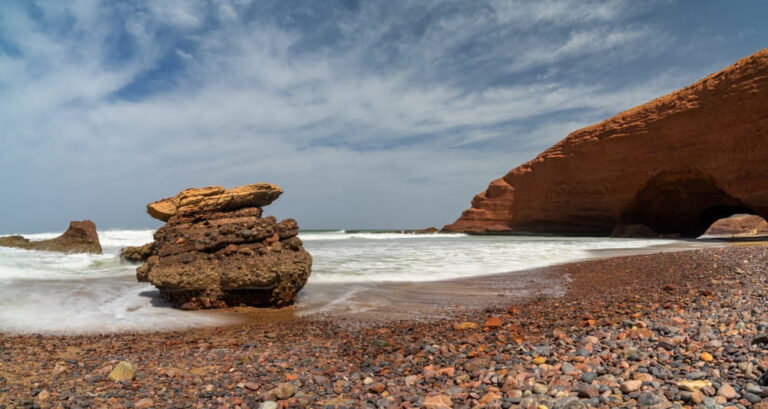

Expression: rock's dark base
xmin=160 ymin=288 xmax=283 ymax=310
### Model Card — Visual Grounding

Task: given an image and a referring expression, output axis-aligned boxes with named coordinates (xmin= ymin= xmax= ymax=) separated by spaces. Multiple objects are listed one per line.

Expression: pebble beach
xmin=2 ymin=244 xmax=768 ymax=409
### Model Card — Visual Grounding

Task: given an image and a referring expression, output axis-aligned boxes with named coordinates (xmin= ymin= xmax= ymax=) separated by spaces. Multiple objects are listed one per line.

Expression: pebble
xmin=423 ymin=394 xmax=453 ymax=409
xmin=260 ymin=402 xmax=278 ymax=409
xmin=718 ymin=383 xmax=738 ymax=399
xmin=620 ymin=379 xmax=643 ymax=393
xmin=108 ymin=361 xmax=136 ymax=382
xmin=134 ymin=398 xmax=154 ymax=409
xmin=677 ymin=380 xmax=712 ymax=392
xmin=272 ymin=382 xmax=296 ymax=399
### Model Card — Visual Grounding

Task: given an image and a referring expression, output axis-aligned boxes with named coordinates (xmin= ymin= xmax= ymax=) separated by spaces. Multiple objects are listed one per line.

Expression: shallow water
xmin=0 ymin=229 xmax=701 ymax=334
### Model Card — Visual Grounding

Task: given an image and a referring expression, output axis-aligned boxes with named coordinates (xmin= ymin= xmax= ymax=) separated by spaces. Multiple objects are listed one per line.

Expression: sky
xmin=0 ymin=0 xmax=766 ymax=233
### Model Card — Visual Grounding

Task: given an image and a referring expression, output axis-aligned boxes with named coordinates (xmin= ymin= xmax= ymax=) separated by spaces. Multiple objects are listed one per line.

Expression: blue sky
xmin=0 ymin=0 xmax=766 ymax=233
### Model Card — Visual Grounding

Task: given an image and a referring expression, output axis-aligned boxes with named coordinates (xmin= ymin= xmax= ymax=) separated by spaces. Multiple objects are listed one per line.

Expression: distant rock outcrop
xmin=444 ymin=49 xmax=768 ymax=238
xmin=0 ymin=220 xmax=102 ymax=254
xmin=704 ymin=214 xmax=768 ymax=237
xmin=136 ymin=183 xmax=312 ymax=310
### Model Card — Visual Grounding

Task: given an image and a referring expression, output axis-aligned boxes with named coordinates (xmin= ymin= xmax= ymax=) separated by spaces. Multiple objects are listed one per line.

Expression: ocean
xmin=0 ymin=229 xmax=692 ymax=334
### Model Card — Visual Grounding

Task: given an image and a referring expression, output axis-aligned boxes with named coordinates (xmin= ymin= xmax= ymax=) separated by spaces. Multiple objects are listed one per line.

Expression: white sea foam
xmin=303 ymin=233 xmax=680 ymax=283
xmin=0 ymin=228 xmax=685 ymax=334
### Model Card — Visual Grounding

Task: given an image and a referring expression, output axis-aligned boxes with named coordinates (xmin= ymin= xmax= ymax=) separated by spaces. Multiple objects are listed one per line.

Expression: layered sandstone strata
xmin=444 ymin=49 xmax=768 ymax=237
xmin=0 ymin=220 xmax=102 ymax=254
xmin=136 ymin=183 xmax=312 ymax=309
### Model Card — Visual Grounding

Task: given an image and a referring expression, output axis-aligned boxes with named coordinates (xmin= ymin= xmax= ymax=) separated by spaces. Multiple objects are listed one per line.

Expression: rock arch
xmin=443 ymin=49 xmax=768 ymax=236
xmin=621 ymin=169 xmax=754 ymax=237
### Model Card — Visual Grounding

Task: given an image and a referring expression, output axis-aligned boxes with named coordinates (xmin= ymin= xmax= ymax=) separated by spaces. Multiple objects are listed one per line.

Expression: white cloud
xmin=0 ymin=0 xmax=708 ymax=231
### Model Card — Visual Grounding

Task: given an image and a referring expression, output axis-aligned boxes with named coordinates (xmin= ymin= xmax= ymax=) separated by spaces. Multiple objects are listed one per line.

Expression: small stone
xmin=272 ymin=382 xmax=296 ymax=399
xmin=244 ymin=382 xmax=259 ymax=391
xmin=454 ymin=322 xmax=478 ymax=330
xmin=699 ymin=352 xmax=714 ymax=362
xmin=37 ymin=390 xmax=50 ymax=401
xmin=108 ymin=361 xmax=136 ymax=382
xmin=52 ymin=363 xmax=68 ymax=375
xmin=533 ymin=383 xmax=548 ymax=394
xmin=689 ymin=390 xmax=705 ymax=404
xmin=578 ymin=385 xmax=599 ymax=398
xmin=260 ymin=402 xmax=278 ymax=409
xmin=135 ymin=398 xmax=154 ymax=409
xmin=620 ymin=380 xmax=643 ymax=393
xmin=677 ymin=380 xmax=712 ymax=392
xmin=553 ymin=397 xmax=586 ymax=409
xmin=633 ymin=372 xmax=654 ymax=382
xmin=423 ymin=394 xmax=453 ymax=409
xmin=479 ymin=391 xmax=502 ymax=404
xmin=438 ymin=367 xmax=455 ymax=377
xmin=580 ymin=372 xmax=597 ymax=383
xmin=717 ymin=383 xmax=738 ymax=399
xmin=532 ymin=356 xmax=547 ymax=365
xmin=742 ymin=392 xmax=761 ymax=404
xmin=747 ymin=384 xmax=763 ymax=394
xmin=404 ymin=375 xmax=419 ymax=386
xmin=636 ymin=391 xmax=662 ymax=406
xmin=464 ymin=357 xmax=490 ymax=372
xmin=367 ymin=382 xmax=386 ymax=394
xmin=685 ymin=371 xmax=707 ymax=380
xmin=483 ymin=317 xmax=502 ymax=329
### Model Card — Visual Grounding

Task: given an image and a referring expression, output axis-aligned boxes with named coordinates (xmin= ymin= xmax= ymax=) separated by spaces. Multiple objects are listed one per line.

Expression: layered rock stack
xmin=136 ymin=183 xmax=312 ymax=310
xmin=0 ymin=220 xmax=102 ymax=254
xmin=444 ymin=48 xmax=768 ymax=237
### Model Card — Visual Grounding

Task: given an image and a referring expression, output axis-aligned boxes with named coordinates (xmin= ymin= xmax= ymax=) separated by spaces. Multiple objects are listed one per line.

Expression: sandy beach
xmin=2 ymin=243 xmax=767 ymax=408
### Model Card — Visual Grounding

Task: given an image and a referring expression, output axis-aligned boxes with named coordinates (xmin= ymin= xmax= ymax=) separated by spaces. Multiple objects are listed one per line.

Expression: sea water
xmin=0 ymin=229 xmax=685 ymax=334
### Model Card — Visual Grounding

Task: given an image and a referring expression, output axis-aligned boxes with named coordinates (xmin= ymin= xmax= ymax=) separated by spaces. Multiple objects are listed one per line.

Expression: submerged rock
xmin=0 ymin=220 xmax=102 ymax=254
xmin=137 ymin=183 xmax=312 ymax=309
xmin=444 ymin=49 xmax=768 ymax=237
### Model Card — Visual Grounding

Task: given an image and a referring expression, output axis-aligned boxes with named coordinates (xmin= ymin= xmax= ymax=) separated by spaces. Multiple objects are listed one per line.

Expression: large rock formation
xmin=0 ymin=220 xmax=102 ymax=254
xmin=704 ymin=214 xmax=768 ymax=237
xmin=444 ymin=49 xmax=768 ymax=238
xmin=136 ymin=183 xmax=312 ymax=309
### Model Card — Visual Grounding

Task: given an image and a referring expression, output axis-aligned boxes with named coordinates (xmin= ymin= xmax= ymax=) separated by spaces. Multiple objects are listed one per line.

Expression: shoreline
xmin=1 ymin=244 xmax=767 ymax=407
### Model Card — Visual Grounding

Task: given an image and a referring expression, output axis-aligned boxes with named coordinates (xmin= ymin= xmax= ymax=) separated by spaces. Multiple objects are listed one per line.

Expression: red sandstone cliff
xmin=444 ymin=49 xmax=768 ymax=237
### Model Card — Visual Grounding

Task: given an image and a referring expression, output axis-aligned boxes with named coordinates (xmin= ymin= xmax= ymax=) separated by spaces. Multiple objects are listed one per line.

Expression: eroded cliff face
xmin=444 ymin=49 xmax=768 ymax=237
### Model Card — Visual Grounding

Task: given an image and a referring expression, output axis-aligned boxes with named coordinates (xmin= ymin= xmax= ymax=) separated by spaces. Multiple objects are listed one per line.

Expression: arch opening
xmin=622 ymin=169 xmax=755 ymax=237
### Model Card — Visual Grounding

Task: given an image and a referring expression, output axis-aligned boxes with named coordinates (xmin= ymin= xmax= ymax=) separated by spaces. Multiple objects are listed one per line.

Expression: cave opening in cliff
xmin=622 ymin=169 xmax=755 ymax=237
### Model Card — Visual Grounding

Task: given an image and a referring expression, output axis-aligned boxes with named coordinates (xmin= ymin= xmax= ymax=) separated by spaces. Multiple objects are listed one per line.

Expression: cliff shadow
xmin=621 ymin=169 xmax=755 ymax=237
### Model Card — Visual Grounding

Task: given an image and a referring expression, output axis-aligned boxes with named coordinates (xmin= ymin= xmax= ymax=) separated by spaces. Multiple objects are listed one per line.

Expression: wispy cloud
xmin=0 ymin=0 xmax=758 ymax=232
